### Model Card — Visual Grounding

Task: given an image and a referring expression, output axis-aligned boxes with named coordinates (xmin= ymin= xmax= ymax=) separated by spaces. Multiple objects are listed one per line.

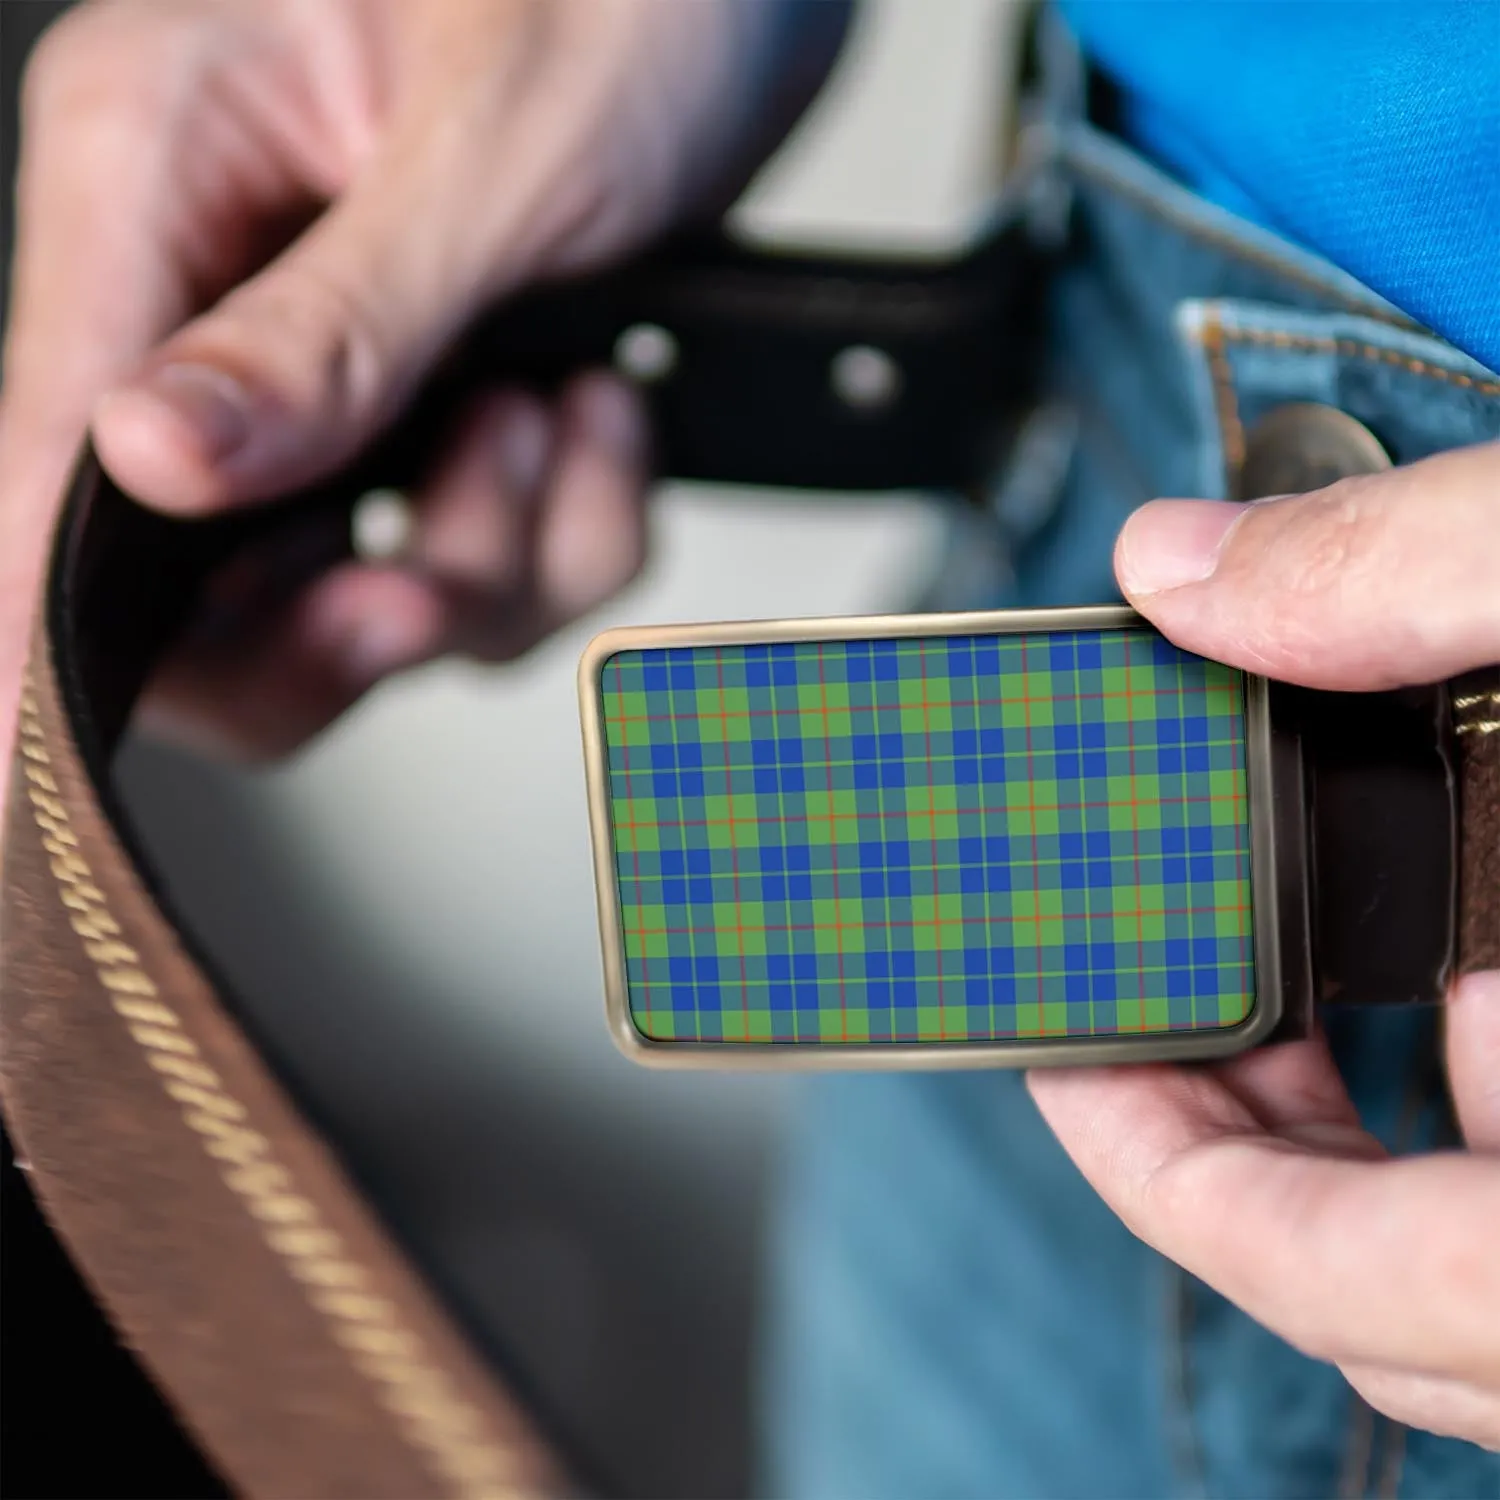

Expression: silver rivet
xmin=1235 ymin=403 xmax=1391 ymax=503
xmin=613 ymin=322 xmax=678 ymax=383
xmin=351 ymin=487 xmax=415 ymax=563
xmin=830 ymin=344 xmax=902 ymax=411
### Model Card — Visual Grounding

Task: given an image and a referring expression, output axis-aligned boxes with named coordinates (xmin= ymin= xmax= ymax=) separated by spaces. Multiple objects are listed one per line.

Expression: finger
xmin=1028 ymin=1033 xmax=1372 ymax=1194
xmin=1203 ymin=1025 xmax=1371 ymax=1143
xmin=90 ymin=8 xmax=604 ymax=513
xmin=138 ymin=373 xmax=646 ymax=754
xmin=2 ymin=7 xmax=195 ymax=459
xmin=140 ymin=563 xmax=445 ymax=760
xmin=1114 ymin=443 xmax=1500 ymax=690
xmin=1 ymin=0 xmax=320 ymax=506
xmin=533 ymin=372 xmax=650 ymax=621
xmin=1029 ymin=1055 xmax=1500 ymax=1383
xmin=0 ymin=6 xmax=209 ymax=804
xmin=435 ymin=371 xmax=650 ymax=660
xmin=412 ymin=392 xmax=553 ymax=592
xmin=1343 ymin=1362 xmax=1500 ymax=1451
xmin=1446 ymin=970 xmax=1500 ymax=1152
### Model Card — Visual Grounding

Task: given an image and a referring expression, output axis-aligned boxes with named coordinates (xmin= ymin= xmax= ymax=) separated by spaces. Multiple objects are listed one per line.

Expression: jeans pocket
xmin=1176 ymin=300 xmax=1500 ymax=500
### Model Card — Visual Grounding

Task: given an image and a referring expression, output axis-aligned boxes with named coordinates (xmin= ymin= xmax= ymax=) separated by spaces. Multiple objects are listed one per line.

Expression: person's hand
xmin=1030 ymin=441 xmax=1500 ymax=1450
xmin=0 ymin=0 xmax=845 ymax=765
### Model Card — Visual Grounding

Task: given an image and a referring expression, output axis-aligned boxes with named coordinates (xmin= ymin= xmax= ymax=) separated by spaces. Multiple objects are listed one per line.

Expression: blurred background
xmin=3 ymin=3 xmax=1021 ymax=1493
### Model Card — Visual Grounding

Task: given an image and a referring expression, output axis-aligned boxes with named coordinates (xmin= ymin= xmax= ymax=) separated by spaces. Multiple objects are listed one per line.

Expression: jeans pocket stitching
xmin=1215 ymin=327 xmax=1500 ymax=397
xmin=1190 ymin=311 xmax=1245 ymax=474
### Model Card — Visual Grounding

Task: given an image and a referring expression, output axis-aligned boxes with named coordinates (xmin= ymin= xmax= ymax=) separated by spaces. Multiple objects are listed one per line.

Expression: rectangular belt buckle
xmin=578 ymin=604 xmax=1303 ymax=1070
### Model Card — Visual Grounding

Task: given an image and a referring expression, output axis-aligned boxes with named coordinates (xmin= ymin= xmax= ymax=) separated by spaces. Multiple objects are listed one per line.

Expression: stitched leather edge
xmin=1 ymin=634 xmax=567 ymax=1499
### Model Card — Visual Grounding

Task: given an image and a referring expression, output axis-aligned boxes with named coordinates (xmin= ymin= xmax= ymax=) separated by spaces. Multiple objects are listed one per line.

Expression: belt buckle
xmin=579 ymin=604 xmax=1293 ymax=1069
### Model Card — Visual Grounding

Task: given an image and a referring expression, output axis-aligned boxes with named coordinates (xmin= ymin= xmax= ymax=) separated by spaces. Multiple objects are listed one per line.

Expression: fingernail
xmin=1117 ymin=500 xmax=1243 ymax=596
xmin=575 ymin=376 xmax=645 ymax=459
xmin=122 ymin=362 xmax=254 ymax=465
xmin=495 ymin=404 xmax=550 ymax=495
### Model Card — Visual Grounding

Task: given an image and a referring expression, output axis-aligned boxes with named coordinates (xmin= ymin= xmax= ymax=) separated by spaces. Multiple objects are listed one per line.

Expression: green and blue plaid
xmin=599 ymin=628 xmax=1253 ymax=1045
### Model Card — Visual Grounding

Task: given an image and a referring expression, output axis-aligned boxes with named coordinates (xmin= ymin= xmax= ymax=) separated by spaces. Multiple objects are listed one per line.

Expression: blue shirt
xmin=1060 ymin=1 xmax=1500 ymax=373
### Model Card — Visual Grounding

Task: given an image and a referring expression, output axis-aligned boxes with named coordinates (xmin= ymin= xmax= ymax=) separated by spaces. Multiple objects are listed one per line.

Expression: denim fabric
xmin=760 ymin=95 xmax=1500 ymax=1500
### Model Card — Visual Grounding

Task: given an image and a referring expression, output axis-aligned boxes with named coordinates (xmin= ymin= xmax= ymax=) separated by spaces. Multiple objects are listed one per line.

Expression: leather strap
xmin=3 ymin=460 xmax=570 ymax=1497
xmin=1454 ymin=666 xmax=1500 ymax=973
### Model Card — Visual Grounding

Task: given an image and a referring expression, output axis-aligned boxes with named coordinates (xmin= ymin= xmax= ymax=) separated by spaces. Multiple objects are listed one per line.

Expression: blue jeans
xmin=761 ymin=100 xmax=1500 ymax=1500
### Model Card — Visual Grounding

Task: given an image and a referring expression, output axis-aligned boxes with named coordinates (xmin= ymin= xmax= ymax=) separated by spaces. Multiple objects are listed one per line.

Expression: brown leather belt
xmin=1458 ymin=674 xmax=1500 ymax=970
xmin=2 ymin=226 xmax=1497 ymax=1498
xmin=4 ymin=457 xmax=570 ymax=1497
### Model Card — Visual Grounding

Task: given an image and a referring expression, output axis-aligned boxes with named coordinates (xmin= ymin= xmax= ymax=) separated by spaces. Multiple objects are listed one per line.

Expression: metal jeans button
xmin=1235 ymin=402 xmax=1391 ymax=501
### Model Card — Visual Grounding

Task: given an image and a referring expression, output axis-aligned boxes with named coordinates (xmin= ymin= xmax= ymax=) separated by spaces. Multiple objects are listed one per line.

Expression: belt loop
xmin=1037 ymin=3 xmax=1088 ymax=133
xmin=1007 ymin=4 xmax=1085 ymax=249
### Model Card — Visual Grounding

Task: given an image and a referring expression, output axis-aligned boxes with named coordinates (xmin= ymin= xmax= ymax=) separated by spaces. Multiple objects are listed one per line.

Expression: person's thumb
xmin=1112 ymin=443 xmax=1500 ymax=1150
xmin=1446 ymin=970 xmax=1500 ymax=1153
xmin=90 ymin=88 xmax=587 ymax=514
xmin=1113 ymin=442 xmax=1500 ymax=692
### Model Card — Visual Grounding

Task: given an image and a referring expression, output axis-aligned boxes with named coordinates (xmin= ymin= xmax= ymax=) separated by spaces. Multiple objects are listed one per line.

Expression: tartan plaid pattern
xmin=599 ymin=628 xmax=1253 ymax=1045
